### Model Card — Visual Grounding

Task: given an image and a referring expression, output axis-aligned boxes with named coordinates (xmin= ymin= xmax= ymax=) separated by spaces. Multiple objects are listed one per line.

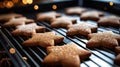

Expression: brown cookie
xmin=43 ymin=42 xmax=91 ymax=67
xmin=3 ymin=17 xmax=34 ymax=27
xmin=65 ymin=7 xmax=86 ymax=15
xmin=114 ymin=46 xmax=120 ymax=66
xmin=114 ymin=54 xmax=120 ymax=66
xmin=0 ymin=13 xmax=22 ymax=22
xmin=87 ymin=31 xmax=120 ymax=50
xmin=23 ymin=32 xmax=64 ymax=48
xmin=12 ymin=23 xmax=46 ymax=36
xmin=51 ymin=16 xmax=76 ymax=28
xmin=67 ymin=23 xmax=97 ymax=36
xmin=37 ymin=11 xmax=61 ymax=23
xmin=80 ymin=11 xmax=104 ymax=21
xmin=98 ymin=16 xmax=120 ymax=27
xmin=115 ymin=46 xmax=120 ymax=55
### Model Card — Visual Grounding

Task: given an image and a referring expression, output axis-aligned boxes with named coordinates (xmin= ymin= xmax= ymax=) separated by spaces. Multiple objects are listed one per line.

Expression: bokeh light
xmin=4 ymin=1 xmax=14 ymax=8
xmin=28 ymin=0 xmax=33 ymax=4
xmin=52 ymin=4 xmax=57 ymax=10
xmin=34 ymin=4 xmax=39 ymax=10
xmin=22 ymin=0 xmax=27 ymax=4
xmin=109 ymin=1 xmax=114 ymax=6
xmin=22 ymin=0 xmax=33 ymax=4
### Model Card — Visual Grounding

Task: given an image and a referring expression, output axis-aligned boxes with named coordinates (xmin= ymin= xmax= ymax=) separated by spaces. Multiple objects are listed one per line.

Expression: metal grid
xmin=0 ymin=11 xmax=120 ymax=67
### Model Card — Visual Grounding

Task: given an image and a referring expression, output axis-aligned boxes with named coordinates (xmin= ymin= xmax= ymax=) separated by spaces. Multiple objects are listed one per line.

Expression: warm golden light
xmin=34 ymin=5 xmax=39 ymax=10
xmin=28 ymin=0 xmax=33 ymax=4
xmin=9 ymin=48 xmax=16 ymax=54
xmin=22 ymin=0 xmax=27 ymax=4
xmin=52 ymin=4 xmax=57 ymax=10
xmin=4 ymin=1 xmax=14 ymax=8
xmin=22 ymin=0 xmax=33 ymax=4
xmin=109 ymin=1 xmax=114 ymax=6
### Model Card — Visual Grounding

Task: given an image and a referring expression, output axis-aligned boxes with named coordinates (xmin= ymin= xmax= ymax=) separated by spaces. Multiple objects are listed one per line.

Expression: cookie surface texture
xmin=115 ymin=46 xmax=120 ymax=54
xmin=23 ymin=32 xmax=64 ymax=47
xmin=87 ymin=31 xmax=120 ymax=50
xmin=12 ymin=23 xmax=46 ymax=36
xmin=67 ymin=23 xmax=97 ymax=36
xmin=51 ymin=16 xmax=76 ymax=28
xmin=98 ymin=16 xmax=120 ymax=27
xmin=80 ymin=11 xmax=104 ymax=21
xmin=3 ymin=17 xmax=34 ymax=27
xmin=0 ymin=13 xmax=22 ymax=22
xmin=65 ymin=7 xmax=86 ymax=15
xmin=43 ymin=42 xmax=91 ymax=67
xmin=37 ymin=11 xmax=61 ymax=22
xmin=114 ymin=54 xmax=120 ymax=66
xmin=114 ymin=46 xmax=120 ymax=66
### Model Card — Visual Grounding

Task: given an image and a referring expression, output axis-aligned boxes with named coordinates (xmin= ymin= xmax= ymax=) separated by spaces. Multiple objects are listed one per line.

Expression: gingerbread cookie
xmin=43 ymin=42 xmax=91 ymax=67
xmin=98 ymin=16 xmax=120 ymax=27
xmin=115 ymin=46 xmax=120 ymax=54
xmin=87 ymin=31 xmax=120 ymax=50
xmin=3 ymin=17 xmax=34 ymax=27
xmin=23 ymin=32 xmax=64 ymax=47
xmin=67 ymin=23 xmax=97 ymax=36
xmin=0 ymin=13 xmax=22 ymax=22
xmin=114 ymin=46 xmax=120 ymax=66
xmin=37 ymin=11 xmax=61 ymax=22
xmin=80 ymin=11 xmax=104 ymax=21
xmin=51 ymin=16 xmax=76 ymax=28
xmin=65 ymin=7 xmax=86 ymax=15
xmin=12 ymin=23 xmax=46 ymax=36
xmin=114 ymin=54 xmax=120 ymax=66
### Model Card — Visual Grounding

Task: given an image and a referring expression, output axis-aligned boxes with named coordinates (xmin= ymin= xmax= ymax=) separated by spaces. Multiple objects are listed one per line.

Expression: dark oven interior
xmin=0 ymin=0 xmax=120 ymax=67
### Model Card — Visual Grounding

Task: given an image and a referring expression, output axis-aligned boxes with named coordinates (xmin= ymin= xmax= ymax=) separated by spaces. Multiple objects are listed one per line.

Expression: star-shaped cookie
xmin=0 ymin=13 xmax=22 ymax=22
xmin=87 ymin=31 xmax=120 ymax=50
xmin=115 ymin=46 xmax=120 ymax=54
xmin=114 ymin=46 xmax=120 ymax=66
xmin=98 ymin=16 xmax=120 ymax=27
xmin=51 ymin=16 xmax=76 ymax=28
xmin=80 ymin=11 xmax=104 ymax=21
xmin=43 ymin=42 xmax=91 ymax=67
xmin=23 ymin=32 xmax=64 ymax=47
xmin=12 ymin=23 xmax=46 ymax=36
xmin=65 ymin=7 xmax=87 ymax=15
xmin=3 ymin=17 xmax=34 ymax=27
xmin=67 ymin=23 xmax=97 ymax=36
xmin=114 ymin=54 xmax=120 ymax=66
xmin=37 ymin=11 xmax=61 ymax=23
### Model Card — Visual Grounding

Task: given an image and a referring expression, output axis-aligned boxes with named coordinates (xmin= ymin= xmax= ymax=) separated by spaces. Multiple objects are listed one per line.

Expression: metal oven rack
xmin=0 ymin=10 xmax=120 ymax=67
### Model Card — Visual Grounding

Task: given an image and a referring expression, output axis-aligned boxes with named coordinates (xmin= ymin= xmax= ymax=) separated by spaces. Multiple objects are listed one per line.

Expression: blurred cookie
xmin=114 ymin=46 xmax=120 ymax=66
xmin=115 ymin=46 xmax=120 ymax=55
xmin=87 ymin=31 xmax=120 ymax=50
xmin=43 ymin=42 xmax=91 ymax=67
xmin=0 ymin=13 xmax=22 ymax=22
xmin=80 ymin=11 xmax=104 ymax=21
xmin=37 ymin=11 xmax=61 ymax=23
xmin=12 ymin=23 xmax=46 ymax=36
xmin=3 ymin=17 xmax=34 ymax=27
xmin=114 ymin=54 xmax=120 ymax=66
xmin=67 ymin=23 xmax=97 ymax=36
xmin=51 ymin=16 xmax=76 ymax=28
xmin=98 ymin=16 xmax=120 ymax=27
xmin=23 ymin=32 xmax=64 ymax=48
xmin=65 ymin=7 xmax=86 ymax=15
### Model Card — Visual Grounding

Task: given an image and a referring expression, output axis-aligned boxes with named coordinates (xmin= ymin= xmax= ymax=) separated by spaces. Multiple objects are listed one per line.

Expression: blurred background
xmin=0 ymin=0 xmax=119 ymax=15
